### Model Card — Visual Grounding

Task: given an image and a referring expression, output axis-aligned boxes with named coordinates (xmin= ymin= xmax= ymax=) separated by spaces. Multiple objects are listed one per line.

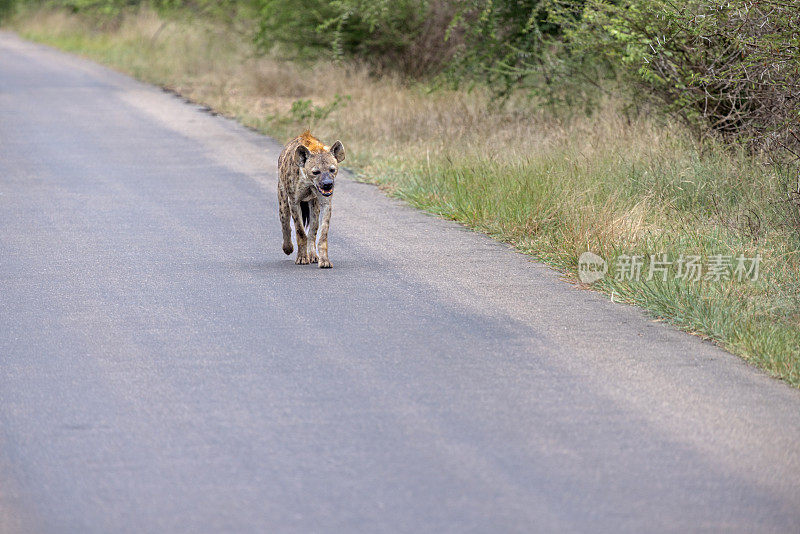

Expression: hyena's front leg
xmin=278 ymin=181 xmax=293 ymax=255
xmin=307 ymin=198 xmax=321 ymax=263
xmin=317 ymin=200 xmax=332 ymax=268
xmin=290 ymin=200 xmax=309 ymax=264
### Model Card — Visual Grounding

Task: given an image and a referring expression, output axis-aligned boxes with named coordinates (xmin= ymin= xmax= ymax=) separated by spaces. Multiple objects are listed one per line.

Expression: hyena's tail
xmin=300 ymin=200 xmax=310 ymax=229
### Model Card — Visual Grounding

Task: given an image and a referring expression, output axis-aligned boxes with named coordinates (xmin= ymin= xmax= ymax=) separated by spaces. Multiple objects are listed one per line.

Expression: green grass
xmin=388 ymin=155 xmax=800 ymax=383
xmin=9 ymin=6 xmax=799 ymax=386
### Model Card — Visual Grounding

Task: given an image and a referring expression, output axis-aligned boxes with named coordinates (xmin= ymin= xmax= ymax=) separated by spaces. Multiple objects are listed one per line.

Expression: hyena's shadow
xmin=236 ymin=259 xmax=298 ymax=273
xmin=235 ymin=258 xmax=355 ymax=274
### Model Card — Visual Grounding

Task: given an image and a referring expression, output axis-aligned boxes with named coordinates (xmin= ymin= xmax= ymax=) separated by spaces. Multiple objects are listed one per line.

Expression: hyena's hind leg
xmin=307 ymin=198 xmax=320 ymax=263
xmin=278 ymin=181 xmax=293 ymax=255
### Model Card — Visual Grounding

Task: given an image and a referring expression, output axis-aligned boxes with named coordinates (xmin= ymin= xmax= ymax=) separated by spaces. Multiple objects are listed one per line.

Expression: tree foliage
xmin=574 ymin=0 xmax=800 ymax=154
xmin=0 ymin=0 xmax=15 ymax=22
xmin=254 ymin=0 xmax=457 ymax=75
xmin=446 ymin=0 xmax=569 ymax=97
xmin=449 ymin=0 xmax=799 ymax=153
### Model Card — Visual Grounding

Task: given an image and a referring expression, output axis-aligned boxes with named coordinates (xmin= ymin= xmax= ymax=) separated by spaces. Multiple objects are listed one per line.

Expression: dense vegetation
xmin=6 ymin=0 xmax=798 ymax=154
xmin=4 ymin=1 xmax=800 ymax=385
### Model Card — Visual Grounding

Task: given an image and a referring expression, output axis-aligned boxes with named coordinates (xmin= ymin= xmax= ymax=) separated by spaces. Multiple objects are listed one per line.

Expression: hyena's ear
xmin=330 ymin=140 xmax=345 ymax=162
xmin=295 ymin=144 xmax=310 ymax=167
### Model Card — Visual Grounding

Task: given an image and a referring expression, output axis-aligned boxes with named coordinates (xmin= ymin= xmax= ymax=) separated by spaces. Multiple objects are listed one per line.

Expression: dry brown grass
xmin=15 ymin=10 xmax=664 ymax=163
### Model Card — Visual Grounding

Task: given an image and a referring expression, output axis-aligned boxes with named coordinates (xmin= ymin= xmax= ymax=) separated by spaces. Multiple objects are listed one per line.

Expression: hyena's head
xmin=295 ymin=136 xmax=345 ymax=197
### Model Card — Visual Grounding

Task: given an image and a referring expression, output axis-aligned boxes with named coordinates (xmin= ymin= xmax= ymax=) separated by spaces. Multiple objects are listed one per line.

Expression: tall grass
xmin=10 ymin=7 xmax=800 ymax=385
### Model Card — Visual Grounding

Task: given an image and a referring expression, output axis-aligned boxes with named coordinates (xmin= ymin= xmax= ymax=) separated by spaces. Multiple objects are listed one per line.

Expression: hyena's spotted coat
xmin=278 ymin=131 xmax=345 ymax=268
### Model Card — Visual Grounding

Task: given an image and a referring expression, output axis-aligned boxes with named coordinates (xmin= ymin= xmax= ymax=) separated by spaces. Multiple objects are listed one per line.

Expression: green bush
xmin=254 ymin=0 xmax=457 ymax=76
xmin=55 ymin=0 xmax=138 ymax=16
xmin=571 ymin=0 xmax=800 ymax=154
xmin=447 ymin=1 xmax=566 ymax=94
xmin=0 ymin=0 xmax=15 ymax=22
xmin=450 ymin=0 xmax=799 ymax=154
xmin=17 ymin=1 xmax=251 ymax=21
xmin=443 ymin=0 xmax=608 ymax=113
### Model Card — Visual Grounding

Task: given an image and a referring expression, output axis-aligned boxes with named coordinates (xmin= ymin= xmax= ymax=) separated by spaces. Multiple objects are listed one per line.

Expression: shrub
xmin=573 ymin=0 xmax=800 ymax=154
xmin=254 ymin=0 xmax=458 ymax=76
xmin=0 ymin=0 xmax=15 ymax=22
xmin=447 ymin=1 xmax=564 ymax=93
xmin=54 ymin=0 xmax=138 ymax=16
xmin=444 ymin=0 xmax=608 ymax=113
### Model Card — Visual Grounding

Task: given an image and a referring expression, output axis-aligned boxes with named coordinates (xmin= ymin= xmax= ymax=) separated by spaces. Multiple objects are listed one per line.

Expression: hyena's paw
xmin=282 ymin=242 xmax=293 ymax=255
xmin=308 ymin=250 xmax=319 ymax=263
xmin=319 ymin=258 xmax=332 ymax=269
xmin=295 ymin=253 xmax=310 ymax=265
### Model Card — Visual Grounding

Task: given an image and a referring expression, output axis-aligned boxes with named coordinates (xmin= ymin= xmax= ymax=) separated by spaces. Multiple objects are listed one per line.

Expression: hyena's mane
xmin=298 ymin=130 xmax=328 ymax=153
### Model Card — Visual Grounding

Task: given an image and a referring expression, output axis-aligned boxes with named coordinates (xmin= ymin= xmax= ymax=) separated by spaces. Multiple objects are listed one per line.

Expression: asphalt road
xmin=1 ymin=32 xmax=799 ymax=533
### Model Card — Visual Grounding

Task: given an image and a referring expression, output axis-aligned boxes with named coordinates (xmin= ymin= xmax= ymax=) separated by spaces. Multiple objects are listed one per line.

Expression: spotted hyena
xmin=278 ymin=131 xmax=345 ymax=268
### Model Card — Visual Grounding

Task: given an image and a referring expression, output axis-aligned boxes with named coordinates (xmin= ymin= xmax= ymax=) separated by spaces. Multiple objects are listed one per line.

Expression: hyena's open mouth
xmin=318 ymin=184 xmax=334 ymax=197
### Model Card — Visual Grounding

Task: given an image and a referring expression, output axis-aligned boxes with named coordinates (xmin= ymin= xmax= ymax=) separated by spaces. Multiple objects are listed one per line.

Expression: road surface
xmin=1 ymin=32 xmax=799 ymax=533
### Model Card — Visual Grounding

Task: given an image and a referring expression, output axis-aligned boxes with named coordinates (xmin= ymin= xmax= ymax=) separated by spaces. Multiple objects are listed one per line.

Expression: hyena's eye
xmin=312 ymin=170 xmax=321 ymax=175
xmin=330 ymin=167 xmax=337 ymax=173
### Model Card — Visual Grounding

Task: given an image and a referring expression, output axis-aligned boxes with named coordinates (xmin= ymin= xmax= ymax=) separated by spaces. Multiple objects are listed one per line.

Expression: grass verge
xmin=9 ymin=7 xmax=800 ymax=385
